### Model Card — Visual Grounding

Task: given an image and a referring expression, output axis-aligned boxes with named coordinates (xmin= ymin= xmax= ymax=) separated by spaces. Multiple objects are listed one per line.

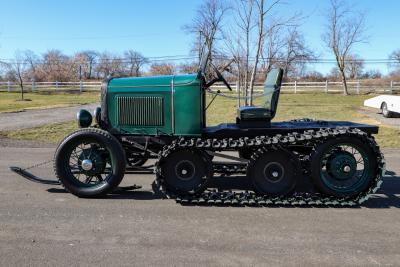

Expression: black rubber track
xmin=154 ymin=127 xmax=385 ymax=207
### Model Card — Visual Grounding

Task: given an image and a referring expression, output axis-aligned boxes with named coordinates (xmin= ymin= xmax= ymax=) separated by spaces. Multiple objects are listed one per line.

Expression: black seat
xmin=237 ymin=68 xmax=283 ymax=127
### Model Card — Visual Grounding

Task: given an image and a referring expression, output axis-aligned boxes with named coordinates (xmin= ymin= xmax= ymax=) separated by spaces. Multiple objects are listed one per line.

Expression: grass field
xmin=0 ymin=91 xmax=99 ymax=113
xmin=2 ymin=93 xmax=400 ymax=147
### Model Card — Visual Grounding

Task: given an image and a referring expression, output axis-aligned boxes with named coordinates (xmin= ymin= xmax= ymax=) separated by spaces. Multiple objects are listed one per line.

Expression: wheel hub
xmin=175 ymin=160 xmax=196 ymax=181
xmin=343 ymin=165 xmax=351 ymax=173
xmin=263 ymin=162 xmax=285 ymax=183
xmin=78 ymin=148 xmax=106 ymax=176
xmin=81 ymin=159 xmax=93 ymax=171
xmin=326 ymin=151 xmax=357 ymax=181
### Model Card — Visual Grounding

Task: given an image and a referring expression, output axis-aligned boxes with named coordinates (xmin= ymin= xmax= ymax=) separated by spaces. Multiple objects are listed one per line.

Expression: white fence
xmin=0 ymin=81 xmax=101 ymax=93
xmin=215 ymin=81 xmax=400 ymax=94
xmin=1 ymin=80 xmax=400 ymax=94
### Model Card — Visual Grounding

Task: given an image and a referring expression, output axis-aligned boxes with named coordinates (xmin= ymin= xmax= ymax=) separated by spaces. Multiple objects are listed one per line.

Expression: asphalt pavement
xmin=0 ymin=145 xmax=400 ymax=266
xmin=359 ymin=107 xmax=400 ymax=128
xmin=0 ymin=104 xmax=98 ymax=131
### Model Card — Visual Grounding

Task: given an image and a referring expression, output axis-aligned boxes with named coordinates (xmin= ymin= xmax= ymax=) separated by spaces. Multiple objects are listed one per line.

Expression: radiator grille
xmin=117 ymin=96 xmax=164 ymax=126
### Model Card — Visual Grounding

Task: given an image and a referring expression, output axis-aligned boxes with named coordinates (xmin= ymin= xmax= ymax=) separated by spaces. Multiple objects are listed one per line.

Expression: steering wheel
xmin=207 ymin=62 xmax=233 ymax=91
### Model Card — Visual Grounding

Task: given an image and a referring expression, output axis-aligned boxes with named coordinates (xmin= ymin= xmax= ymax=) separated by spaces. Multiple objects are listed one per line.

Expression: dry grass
xmin=0 ymin=91 xmax=99 ymax=113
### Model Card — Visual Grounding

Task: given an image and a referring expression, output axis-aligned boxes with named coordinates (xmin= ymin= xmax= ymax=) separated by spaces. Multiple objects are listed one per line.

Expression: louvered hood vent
xmin=117 ymin=96 xmax=164 ymax=126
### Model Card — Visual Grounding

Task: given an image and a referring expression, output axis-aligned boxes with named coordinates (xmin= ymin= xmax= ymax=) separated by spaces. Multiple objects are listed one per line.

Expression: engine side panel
xmin=104 ymin=74 xmax=203 ymax=136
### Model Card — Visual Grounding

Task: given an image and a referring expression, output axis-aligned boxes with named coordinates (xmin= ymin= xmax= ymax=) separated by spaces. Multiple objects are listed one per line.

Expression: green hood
xmin=108 ymin=73 xmax=201 ymax=88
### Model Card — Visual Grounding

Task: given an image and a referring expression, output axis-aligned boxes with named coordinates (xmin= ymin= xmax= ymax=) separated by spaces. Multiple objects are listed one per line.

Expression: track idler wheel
xmin=247 ymin=148 xmax=298 ymax=196
xmin=159 ymin=149 xmax=212 ymax=195
xmin=310 ymin=135 xmax=378 ymax=198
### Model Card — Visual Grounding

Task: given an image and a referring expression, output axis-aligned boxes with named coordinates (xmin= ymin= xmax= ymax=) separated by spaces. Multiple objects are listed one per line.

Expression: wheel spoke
xmin=64 ymin=137 xmax=116 ymax=189
xmin=84 ymin=176 xmax=93 ymax=184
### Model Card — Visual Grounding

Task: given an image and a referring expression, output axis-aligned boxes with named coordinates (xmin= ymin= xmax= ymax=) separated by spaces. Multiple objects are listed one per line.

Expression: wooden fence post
xmin=294 ymin=80 xmax=297 ymax=94
xmin=390 ymin=80 xmax=393 ymax=94
xmin=357 ymin=80 xmax=360 ymax=95
xmin=55 ymin=81 xmax=59 ymax=91
xmin=236 ymin=81 xmax=241 ymax=107
xmin=7 ymin=81 xmax=11 ymax=92
xmin=80 ymin=80 xmax=83 ymax=93
xmin=325 ymin=80 xmax=328 ymax=93
xmin=32 ymin=79 xmax=35 ymax=92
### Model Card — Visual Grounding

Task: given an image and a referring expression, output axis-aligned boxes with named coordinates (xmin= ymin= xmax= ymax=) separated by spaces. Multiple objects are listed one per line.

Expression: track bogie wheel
xmin=159 ymin=149 xmax=212 ymax=195
xmin=247 ymin=148 xmax=298 ymax=196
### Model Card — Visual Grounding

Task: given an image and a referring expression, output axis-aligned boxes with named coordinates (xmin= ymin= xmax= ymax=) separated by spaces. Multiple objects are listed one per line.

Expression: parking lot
xmin=1 ymin=144 xmax=400 ymax=266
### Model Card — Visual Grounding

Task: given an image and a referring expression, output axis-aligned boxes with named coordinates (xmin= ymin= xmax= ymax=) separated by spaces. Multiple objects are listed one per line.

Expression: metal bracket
xmin=205 ymin=151 xmax=249 ymax=163
xmin=9 ymin=166 xmax=61 ymax=185
xmin=122 ymin=138 xmax=159 ymax=157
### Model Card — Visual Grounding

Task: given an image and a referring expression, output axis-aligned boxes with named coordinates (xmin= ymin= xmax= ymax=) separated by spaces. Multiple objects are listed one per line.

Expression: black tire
xmin=381 ymin=102 xmax=394 ymax=118
xmin=159 ymin=149 xmax=212 ymax=195
xmin=310 ymin=136 xmax=377 ymax=198
xmin=248 ymin=149 xmax=297 ymax=196
xmin=54 ymin=128 xmax=126 ymax=198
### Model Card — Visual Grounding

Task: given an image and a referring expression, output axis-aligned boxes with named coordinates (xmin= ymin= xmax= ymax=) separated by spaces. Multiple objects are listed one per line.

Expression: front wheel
xmin=54 ymin=128 xmax=126 ymax=198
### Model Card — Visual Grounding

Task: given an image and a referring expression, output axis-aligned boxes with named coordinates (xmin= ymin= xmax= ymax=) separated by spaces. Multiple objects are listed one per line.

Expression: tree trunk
xmin=339 ymin=68 xmax=349 ymax=95
xmin=244 ymin=28 xmax=250 ymax=106
xmin=17 ymin=72 xmax=24 ymax=100
xmin=20 ymin=83 xmax=24 ymax=100
xmin=88 ymin=63 xmax=92 ymax=79
xmin=249 ymin=0 xmax=264 ymax=106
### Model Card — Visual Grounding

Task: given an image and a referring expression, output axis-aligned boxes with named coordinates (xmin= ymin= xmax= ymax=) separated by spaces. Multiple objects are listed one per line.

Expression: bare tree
xmin=23 ymin=50 xmax=40 ymax=81
xmin=184 ymin=0 xmax=229 ymax=60
xmin=39 ymin=50 xmax=72 ymax=81
xmin=178 ymin=62 xmax=198 ymax=74
xmin=95 ymin=52 xmax=125 ymax=78
xmin=124 ymin=50 xmax=148 ymax=77
xmin=362 ymin=69 xmax=382 ymax=79
xmin=224 ymin=0 xmax=303 ymax=105
xmin=224 ymin=0 xmax=256 ymax=104
xmin=389 ymin=49 xmax=400 ymax=71
xmin=1 ymin=51 xmax=28 ymax=100
xmin=74 ymin=50 xmax=99 ymax=79
xmin=149 ymin=63 xmax=175 ymax=76
xmin=345 ymin=54 xmax=364 ymax=79
xmin=248 ymin=0 xmax=281 ymax=105
xmin=279 ymin=28 xmax=315 ymax=80
xmin=302 ymin=70 xmax=325 ymax=82
xmin=322 ymin=0 xmax=367 ymax=95
xmin=260 ymin=22 xmax=285 ymax=77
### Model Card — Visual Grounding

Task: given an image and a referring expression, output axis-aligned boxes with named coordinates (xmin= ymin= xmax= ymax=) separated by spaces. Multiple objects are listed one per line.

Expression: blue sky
xmin=0 ymin=0 xmax=399 ymax=74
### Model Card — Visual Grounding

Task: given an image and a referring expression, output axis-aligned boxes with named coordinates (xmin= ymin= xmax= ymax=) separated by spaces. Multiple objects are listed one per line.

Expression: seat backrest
xmin=263 ymin=68 xmax=283 ymax=119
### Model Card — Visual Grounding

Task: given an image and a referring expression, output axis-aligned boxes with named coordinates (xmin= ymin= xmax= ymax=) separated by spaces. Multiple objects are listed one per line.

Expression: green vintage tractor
xmin=53 ymin=48 xmax=385 ymax=206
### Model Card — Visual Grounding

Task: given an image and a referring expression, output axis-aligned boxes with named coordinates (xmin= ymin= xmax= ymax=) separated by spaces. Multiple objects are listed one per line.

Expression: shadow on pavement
xmin=46 ymin=175 xmax=400 ymax=208
xmin=363 ymin=175 xmax=400 ymax=208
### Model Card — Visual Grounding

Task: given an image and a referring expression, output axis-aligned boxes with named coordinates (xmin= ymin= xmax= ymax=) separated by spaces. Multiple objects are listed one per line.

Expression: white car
xmin=364 ymin=95 xmax=400 ymax=118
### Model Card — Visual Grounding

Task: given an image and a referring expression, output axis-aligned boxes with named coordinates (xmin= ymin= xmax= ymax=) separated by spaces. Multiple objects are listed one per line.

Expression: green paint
xmin=107 ymin=74 xmax=203 ymax=136
xmin=320 ymin=143 xmax=370 ymax=193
